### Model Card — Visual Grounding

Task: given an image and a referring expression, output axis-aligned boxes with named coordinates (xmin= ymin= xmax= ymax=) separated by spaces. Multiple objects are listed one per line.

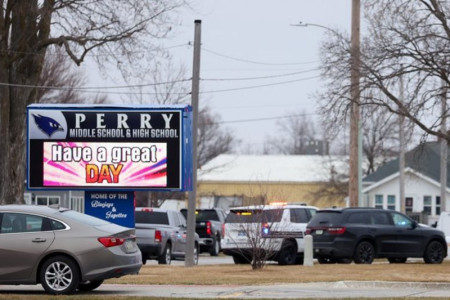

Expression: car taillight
xmin=221 ymin=223 xmax=225 ymax=238
xmin=155 ymin=230 xmax=162 ymax=243
xmin=327 ymin=227 xmax=346 ymax=234
xmin=305 ymin=228 xmax=312 ymax=235
xmin=98 ymin=237 xmax=125 ymax=248
xmin=206 ymin=221 xmax=212 ymax=235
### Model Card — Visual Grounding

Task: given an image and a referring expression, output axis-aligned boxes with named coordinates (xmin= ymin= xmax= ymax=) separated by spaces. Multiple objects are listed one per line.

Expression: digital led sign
xmin=27 ymin=104 xmax=192 ymax=191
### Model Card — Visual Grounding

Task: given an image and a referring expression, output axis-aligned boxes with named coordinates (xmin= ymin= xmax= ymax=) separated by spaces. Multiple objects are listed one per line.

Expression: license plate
xmin=315 ymin=230 xmax=323 ymax=235
xmin=125 ymin=240 xmax=135 ymax=252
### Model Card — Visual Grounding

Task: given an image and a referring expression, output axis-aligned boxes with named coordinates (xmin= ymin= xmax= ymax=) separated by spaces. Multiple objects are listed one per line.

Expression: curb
xmin=335 ymin=281 xmax=450 ymax=290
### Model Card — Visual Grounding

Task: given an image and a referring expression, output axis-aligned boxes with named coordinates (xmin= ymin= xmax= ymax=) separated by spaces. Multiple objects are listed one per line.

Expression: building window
xmin=436 ymin=196 xmax=441 ymax=216
xmin=374 ymin=195 xmax=383 ymax=209
xmin=405 ymin=197 xmax=413 ymax=213
xmin=34 ymin=196 xmax=60 ymax=206
xmin=387 ymin=195 xmax=396 ymax=210
xmin=423 ymin=196 xmax=432 ymax=215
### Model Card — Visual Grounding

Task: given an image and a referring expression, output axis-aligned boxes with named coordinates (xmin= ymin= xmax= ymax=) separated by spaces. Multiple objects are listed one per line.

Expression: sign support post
xmin=185 ymin=20 xmax=201 ymax=267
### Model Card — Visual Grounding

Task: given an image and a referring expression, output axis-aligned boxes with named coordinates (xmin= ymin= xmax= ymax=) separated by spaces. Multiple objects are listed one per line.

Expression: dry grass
xmin=1 ymin=261 xmax=449 ymax=300
xmin=106 ymin=260 xmax=450 ymax=285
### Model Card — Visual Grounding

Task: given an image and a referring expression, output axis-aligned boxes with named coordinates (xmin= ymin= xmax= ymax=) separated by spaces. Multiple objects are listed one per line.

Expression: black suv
xmin=306 ymin=208 xmax=447 ymax=264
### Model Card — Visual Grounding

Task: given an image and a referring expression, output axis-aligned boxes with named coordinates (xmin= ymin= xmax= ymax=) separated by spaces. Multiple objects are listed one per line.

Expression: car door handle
xmin=32 ymin=238 xmax=47 ymax=243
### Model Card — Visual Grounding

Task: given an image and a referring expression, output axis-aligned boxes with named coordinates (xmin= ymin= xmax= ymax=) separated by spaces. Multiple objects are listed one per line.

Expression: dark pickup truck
xmin=181 ymin=208 xmax=227 ymax=256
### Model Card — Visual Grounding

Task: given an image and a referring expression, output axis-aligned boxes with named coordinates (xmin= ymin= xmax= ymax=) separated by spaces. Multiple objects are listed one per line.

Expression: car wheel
xmin=388 ymin=257 xmax=407 ymax=264
xmin=158 ymin=243 xmax=172 ymax=265
xmin=337 ymin=258 xmax=353 ymax=264
xmin=141 ymin=254 xmax=147 ymax=265
xmin=295 ymin=255 xmax=304 ymax=265
xmin=209 ymin=237 xmax=220 ymax=256
xmin=194 ymin=243 xmax=200 ymax=265
xmin=40 ymin=255 xmax=80 ymax=295
xmin=278 ymin=240 xmax=297 ymax=265
xmin=353 ymin=241 xmax=375 ymax=264
xmin=423 ymin=240 xmax=445 ymax=264
xmin=78 ymin=280 xmax=104 ymax=292
xmin=317 ymin=257 xmax=337 ymax=264
xmin=232 ymin=254 xmax=250 ymax=264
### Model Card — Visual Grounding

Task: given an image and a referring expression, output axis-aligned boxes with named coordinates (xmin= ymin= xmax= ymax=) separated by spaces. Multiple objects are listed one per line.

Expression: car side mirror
xmin=411 ymin=221 xmax=418 ymax=229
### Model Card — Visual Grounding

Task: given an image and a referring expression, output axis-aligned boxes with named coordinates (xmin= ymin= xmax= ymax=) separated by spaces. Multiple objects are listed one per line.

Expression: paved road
xmin=2 ymin=281 xmax=450 ymax=298
xmin=143 ymin=254 xmax=234 ymax=266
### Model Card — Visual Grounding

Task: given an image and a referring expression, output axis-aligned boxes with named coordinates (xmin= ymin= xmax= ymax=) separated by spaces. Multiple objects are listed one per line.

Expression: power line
xmin=0 ymin=79 xmax=191 ymax=91
xmin=202 ymin=47 xmax=319 ymax=66
xmin=0 ymin=73 xmax=321 ymax=96
xmin=214 ymin=112 xmax=319 ymax=124
xmin=201 ymin=68 xmax=320 ymax=81
xmin=200 ymin=75 xmax=321 ymax=94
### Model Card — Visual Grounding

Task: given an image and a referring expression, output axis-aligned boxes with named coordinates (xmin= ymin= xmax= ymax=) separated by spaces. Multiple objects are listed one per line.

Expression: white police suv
xmin=221 ymin=203 xmax=317 ymax=265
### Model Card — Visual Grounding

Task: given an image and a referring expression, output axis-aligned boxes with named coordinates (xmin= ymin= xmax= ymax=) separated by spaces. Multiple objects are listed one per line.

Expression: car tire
xmin=317 ymin=257 xmax=337 ymax=264
xmin=423 ymin=240 xmax=445 ymax=264
xmin=278 ymin=240 xmax=297 ymax=265
xmin=194 ymin=243 xmax=200 ymax=265
xmin=78 ymin=280 xmax=104 ymax=292
xmin=158 ymin=243 xmax=172 ymax=265
xmin=209 ymin=237 xmax=220 ymax=256
xmin=141 ymin=254 xmax=147 ymax=265
xmin=337 ymin=258 xmax=352 ymax=264
xmin=388 ymin=257 xmax=407 ymax=264
xmin=353 ymin=241 xmax=375 ymax=264
xmin=232 ymin=254 xmax=250 ymax=264
xmin=40 ymin=255 xmax=80 ymax=295
xmin=295 ymin=255 xmax=304 ymax=265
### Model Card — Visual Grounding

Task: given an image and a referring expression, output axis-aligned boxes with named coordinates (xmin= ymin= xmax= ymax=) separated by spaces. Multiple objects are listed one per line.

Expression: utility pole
xmin=185 ymin=19 xmax=201 ymax=267
xmin=399 ymin=71 xmax=406 ymax=213
xmin=441 ymin=77 xmax=448 ymax=213
xmin=349 ymin=0 xmax=361 ymax=207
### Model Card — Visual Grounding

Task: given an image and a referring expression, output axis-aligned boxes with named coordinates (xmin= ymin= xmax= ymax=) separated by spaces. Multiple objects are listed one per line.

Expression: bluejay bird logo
xmin=33 ymin=114 xmax=64 ymax=137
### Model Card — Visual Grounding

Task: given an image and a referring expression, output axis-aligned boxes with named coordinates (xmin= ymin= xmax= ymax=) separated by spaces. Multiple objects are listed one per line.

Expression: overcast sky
xmin=86 ymin=0 xmax=354 ymax=153
xmin=171 ymin=0 xmax=353 ymax=152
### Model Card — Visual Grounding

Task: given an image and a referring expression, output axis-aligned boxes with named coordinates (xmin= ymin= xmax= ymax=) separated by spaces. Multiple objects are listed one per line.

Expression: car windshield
xmin=181 ymin=210 xmax=220 ymax=221
xmin=225 ymin=209 xmax=283 ymax=223
xmin=135 ymin=211 xmax=169 ymax=225
xmin=59 ymin=210 xmax=111 ymax=226
xmin=308 ymin=211 xmax=343 ymax=227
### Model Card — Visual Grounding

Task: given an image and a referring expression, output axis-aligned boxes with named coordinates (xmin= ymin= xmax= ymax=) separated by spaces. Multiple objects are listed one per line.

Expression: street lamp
xmin=293 ymin=2 xmax=362 ymax=207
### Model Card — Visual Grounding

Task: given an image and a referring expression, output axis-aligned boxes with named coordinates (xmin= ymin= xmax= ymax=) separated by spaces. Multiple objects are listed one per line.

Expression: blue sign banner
xmin=85 ymin=191 xmax=135 ymax=228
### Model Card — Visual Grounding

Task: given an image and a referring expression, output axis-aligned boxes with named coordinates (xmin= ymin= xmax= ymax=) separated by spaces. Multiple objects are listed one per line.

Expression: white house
xmin=363 ymin=142 xmax=450 ymax=225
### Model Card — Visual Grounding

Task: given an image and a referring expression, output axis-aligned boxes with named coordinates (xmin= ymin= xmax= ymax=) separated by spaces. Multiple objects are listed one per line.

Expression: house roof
xmin=198 ymin=154 xmax=348 ymax=183
xmin=363 ymin=142 xmax=450 ymax=187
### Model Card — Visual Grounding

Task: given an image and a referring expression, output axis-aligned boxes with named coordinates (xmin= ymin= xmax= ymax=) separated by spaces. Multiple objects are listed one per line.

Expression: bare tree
xmin=130 ymin=61 xmax=235 ymax=206
xmin=0 ymin=0 xmax=185 ymax=203
xmin=128 ymin=59 xmax=235 ymax=170
xmin=318 ymin=0 xmax=449 ymax=145
xmin=225 ymin=206 xmax=293 ymax=270
xmin=361 ymin=105 xmax=400 ymax=174
xmin=307 ymin=156 xmax=349 ymax=208
xmin=264 ymin=111 xmax=319 ymax=155
xmin=38 ymin=46 xmax=108 ymax=104
xmin=197 ymin=106 xmax=234 ymax=169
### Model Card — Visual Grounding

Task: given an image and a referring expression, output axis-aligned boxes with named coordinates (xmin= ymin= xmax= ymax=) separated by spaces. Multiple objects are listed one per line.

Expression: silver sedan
xmin=0 ymin=205 xmax=142 ymax=294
